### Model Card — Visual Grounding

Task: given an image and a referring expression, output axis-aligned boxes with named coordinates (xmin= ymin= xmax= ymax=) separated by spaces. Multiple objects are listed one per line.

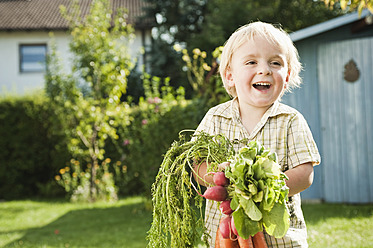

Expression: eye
xmin=271 ymin=61 xmax=282 ymax=66
xmin=245 ymin=60 xmax=256 ymax=65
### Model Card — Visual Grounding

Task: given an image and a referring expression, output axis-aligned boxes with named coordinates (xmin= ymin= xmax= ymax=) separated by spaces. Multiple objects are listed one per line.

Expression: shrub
xmin=55 ymin=158 xmax=119 ymax=202
xmin=0 ymin=86 xmax=207 ymax=200
xmin=113 ymin=75 xmax=207 ymax=197
xmin=0 ymin=93 xmax=69 ymax=199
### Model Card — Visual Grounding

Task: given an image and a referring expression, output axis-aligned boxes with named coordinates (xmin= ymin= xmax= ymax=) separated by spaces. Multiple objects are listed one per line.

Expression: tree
xmin=143 ymin=0 xmax=207 ymax=44
xmin=187 ymin=0 xmax=344 ymax=54
xmin=145 ymin=37 xmax=193 ymax=98
xmin=322 ymin=0 xmax=373 ymax=15
xmin=143 ymin=0 xmax=343 ymax=99
xmin=46 ymin=0 xmax=134 ymax=202
xmin=142 ymin=0 xmax=209 ymax=96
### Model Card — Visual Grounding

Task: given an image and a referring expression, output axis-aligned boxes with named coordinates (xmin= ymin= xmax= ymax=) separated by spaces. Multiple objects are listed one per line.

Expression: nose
xmin=257 ymin=63 xmax=272 ymax=75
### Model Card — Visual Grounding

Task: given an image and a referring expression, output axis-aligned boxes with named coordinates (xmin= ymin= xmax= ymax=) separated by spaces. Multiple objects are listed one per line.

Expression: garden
xmin=1 ymin=0 xmax=373 ymax=247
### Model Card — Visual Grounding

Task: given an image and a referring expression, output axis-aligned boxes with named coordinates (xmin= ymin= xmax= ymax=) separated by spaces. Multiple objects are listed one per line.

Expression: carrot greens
xmin=146 ymin=131 xmax=234 ymax=248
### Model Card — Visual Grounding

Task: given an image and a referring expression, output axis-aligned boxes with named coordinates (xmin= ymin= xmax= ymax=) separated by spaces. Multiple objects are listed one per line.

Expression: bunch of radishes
xmin=198 ymin=140 xmax=290 ymax=248
xmin=202 ymin=171 xmax=239 ymax=240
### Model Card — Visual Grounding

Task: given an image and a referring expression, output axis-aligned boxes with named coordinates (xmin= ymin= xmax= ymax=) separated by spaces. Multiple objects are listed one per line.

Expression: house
xmin=283 ymin=10 xmax=373 ymax=203
xmin=0 ymin=0 xmax=155 ymax=95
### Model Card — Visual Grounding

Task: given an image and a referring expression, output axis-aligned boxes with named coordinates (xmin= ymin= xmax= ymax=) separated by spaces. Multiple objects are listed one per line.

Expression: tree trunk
xmin=90 ymin=156 xmax=98 ymax=202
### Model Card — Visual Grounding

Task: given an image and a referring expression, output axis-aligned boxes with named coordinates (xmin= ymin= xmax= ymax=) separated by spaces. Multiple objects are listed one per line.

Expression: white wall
xmin=0 ymin=29 xmax=151 ymax=95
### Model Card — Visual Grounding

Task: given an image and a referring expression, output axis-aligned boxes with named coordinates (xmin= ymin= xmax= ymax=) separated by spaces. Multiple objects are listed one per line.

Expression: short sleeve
xmin=287 ymin=113 xmax=321 ymax=169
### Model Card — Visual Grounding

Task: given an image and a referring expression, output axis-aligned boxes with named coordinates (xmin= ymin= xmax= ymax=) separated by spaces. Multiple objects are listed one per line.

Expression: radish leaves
xmin=226 ymin=141 xmax=290 ymax=239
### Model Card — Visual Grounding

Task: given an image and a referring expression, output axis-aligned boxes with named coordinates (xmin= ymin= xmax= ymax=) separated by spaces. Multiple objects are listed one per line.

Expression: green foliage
xmin=0 ymin=87 xmax=206 ymax=200
xmin=177 ymin=45 xmax=230 ymax=106
xmin=143 ymin=0 xmax=207 ymax=43
xmin=322 ymin=0 xmax=373 ymax=14
xmin=187 ymin=0 xmax=344 ymax=53
xmin=143 ymin=0 xmax=207 ymax=98
xmin=55 ymin=158 xmax=120 ymax=202
xmin=45 ymin=0 xmax=134 ymax=202
xmin=116 ymin=75 xmax=207 ymax=197
xmin=0 ymin=94 xmax=68 ymax=199
xmin=143 ymin=0 xmax=343 ymax=97
xmin=226 ymin=142 xmax=290 ymax=238
xmin=144 ymin=38 xmax=192 ymax=99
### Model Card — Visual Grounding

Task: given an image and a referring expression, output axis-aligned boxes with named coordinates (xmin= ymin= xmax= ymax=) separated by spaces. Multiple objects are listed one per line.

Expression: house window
xmin=19 ymin=44 xmax=47 ymax=72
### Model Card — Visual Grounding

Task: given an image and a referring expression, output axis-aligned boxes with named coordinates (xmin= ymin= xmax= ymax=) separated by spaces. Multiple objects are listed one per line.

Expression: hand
xmin=218 ymin=162 xmax=230 ymax=171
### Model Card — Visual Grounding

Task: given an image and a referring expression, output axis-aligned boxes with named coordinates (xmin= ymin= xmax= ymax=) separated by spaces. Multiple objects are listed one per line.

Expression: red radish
xmin=231 ymin=216 xmax=238 ymax=236
xmin=213 ymin=171 xmax=229 ymax=186
xmin=202 ymin=186 xmax=228 ymax=201
xmin=219 ymin=215 xmax=235 ymax=239
xmin=220 ymin=200 xmax=233 ymax=215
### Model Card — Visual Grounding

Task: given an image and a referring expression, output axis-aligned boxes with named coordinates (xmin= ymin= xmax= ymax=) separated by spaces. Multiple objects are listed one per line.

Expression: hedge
xmin=114 ymin=98 xmax=207 ymax=197
xmin=0 ymin=93 xmax=208 ymax=200
xmin=0 ymin=94 xmax=69 ymax=199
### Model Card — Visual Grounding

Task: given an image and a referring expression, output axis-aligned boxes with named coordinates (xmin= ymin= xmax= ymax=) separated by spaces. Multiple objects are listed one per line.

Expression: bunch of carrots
xmin=203 ymin=172 xmax=268 ymax=248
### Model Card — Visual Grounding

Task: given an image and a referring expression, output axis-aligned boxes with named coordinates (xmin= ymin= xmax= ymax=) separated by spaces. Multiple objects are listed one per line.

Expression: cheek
xmin=275 ymin=69 xmax=289 ymax=82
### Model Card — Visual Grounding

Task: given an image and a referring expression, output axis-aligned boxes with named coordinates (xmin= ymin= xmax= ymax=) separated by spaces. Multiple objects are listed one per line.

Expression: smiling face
xmin=224 ymin=35 xmax=290 ymax=110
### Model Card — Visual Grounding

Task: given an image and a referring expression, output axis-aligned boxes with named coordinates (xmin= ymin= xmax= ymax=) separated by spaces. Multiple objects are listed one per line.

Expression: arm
xmin=284 ymin=162 xmax=314 ymax=196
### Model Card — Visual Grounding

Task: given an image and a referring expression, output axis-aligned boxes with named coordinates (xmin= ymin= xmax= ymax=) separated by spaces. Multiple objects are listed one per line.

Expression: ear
xmin=285 ymin=69 xmax=291 ymax=83
xmin=224 ymin=68 xmax=235 ymax=87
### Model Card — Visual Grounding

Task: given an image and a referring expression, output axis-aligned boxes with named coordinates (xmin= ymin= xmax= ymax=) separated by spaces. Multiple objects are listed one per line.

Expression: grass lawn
xmin=303 ymin=203 xmax=373 ymax=248
xmin=0 ymin=197 xmax=372 ymax=247
xmin=0 ymin=197 xmax=152 ymax=248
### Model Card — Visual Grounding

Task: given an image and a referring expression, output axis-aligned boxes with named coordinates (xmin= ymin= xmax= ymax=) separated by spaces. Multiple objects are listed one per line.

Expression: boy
xmin=193 ymin=21 xmax=321 ymax=247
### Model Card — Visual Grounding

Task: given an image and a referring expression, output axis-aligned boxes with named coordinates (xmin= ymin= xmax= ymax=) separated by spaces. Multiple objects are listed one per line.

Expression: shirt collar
xmin=227 ymin=97 xmax=294 ymax=139
xmin=212 ymin=97 xmax=293 ymax=120
xmin=229 ymin=97 xmax=293 ymax=118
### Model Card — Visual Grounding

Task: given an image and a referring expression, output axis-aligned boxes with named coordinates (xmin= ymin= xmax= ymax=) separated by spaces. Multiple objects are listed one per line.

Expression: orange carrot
xmin=215 ymin=225 xmax=221 ymax=248
xmin=220 ymin=237 xmax=240 ymax=248
xmin=216 ymin=218 xmax=239 ymax=248
xmin=237 ymin=235 xmax=254 ymax=248
xmin=252 ymin=232 xmax=268 ymax=248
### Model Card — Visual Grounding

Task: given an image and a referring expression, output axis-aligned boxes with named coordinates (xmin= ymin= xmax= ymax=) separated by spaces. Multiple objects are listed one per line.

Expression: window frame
xmin=19 ymin=43 xmax=48 ymax=73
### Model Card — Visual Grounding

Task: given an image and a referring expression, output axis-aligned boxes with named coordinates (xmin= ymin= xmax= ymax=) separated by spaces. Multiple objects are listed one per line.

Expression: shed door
xmin=318 ymin=37 xmax=373 ymax=203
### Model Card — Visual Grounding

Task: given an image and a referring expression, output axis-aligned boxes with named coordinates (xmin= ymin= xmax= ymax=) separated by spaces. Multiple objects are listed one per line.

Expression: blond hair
xmin=219 ymin=21 xmax=302 ymax=97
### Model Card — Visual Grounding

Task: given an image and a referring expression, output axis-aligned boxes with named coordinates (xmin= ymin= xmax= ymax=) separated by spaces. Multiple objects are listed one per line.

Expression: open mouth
xmin=253 ymin=82 xmax=271 ymax=90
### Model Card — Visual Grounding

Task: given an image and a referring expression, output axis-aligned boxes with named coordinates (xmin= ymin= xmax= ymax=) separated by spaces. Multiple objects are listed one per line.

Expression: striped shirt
xmin=195 ymin=97 xmax=321 ymax=248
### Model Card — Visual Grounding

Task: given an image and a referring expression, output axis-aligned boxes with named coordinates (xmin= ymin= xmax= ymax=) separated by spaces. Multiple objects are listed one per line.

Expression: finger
xmin=218 ymin=162 xmax=230 ymax=171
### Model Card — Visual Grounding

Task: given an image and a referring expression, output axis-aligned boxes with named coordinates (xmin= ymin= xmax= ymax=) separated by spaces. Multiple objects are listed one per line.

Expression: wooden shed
xmin=283 ymin=10 xmax=373 ymax=203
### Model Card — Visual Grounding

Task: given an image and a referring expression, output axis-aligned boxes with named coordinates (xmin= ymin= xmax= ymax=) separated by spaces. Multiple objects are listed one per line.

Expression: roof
xmin=290 ymin=9 xmax=372 ymax=42
xmin=0 ymin=0 xmax=155 ymax=31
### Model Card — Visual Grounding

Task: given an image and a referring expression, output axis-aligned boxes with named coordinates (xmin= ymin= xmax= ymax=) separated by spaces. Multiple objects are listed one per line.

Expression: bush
xmin=0 ymin=87 xmax=208 ymax=199
xmin=0 ymin=93 xmax=69 ymax=199
xmin=116 ymin=98 xmax=207 ymax=197
xmin=110 ymin=76 xmax=208 ymax=197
